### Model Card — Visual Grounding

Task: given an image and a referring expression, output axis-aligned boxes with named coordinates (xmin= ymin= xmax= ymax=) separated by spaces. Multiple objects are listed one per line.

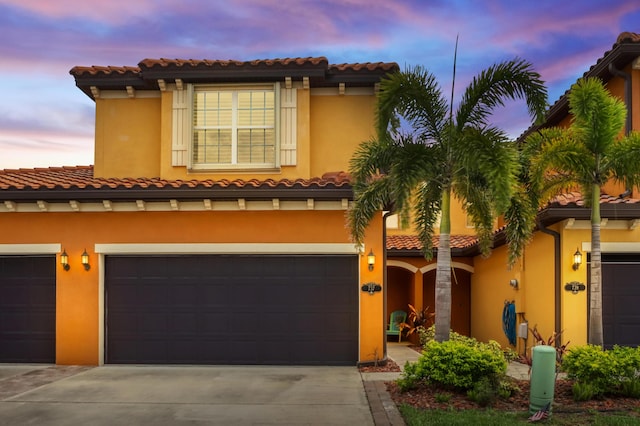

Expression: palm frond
xmin=376 ymin=66 xmax=448 ymax=142
xmin=504 ymin=187 xmax=537 ymax=267
xmin=456 ymin=58 xmax=548 ymax=131
xmin=454 ymin=126 xmax=516 ymax=213
xmin=608 ymin=131 xmax=640 ymax=190
xmin=348 ymin=175 xmax=395 ymax=245
xmin=413 ymin=182 xmax=442 ymax=260
xmin=569 ymin=77 xmax=626 ymax=154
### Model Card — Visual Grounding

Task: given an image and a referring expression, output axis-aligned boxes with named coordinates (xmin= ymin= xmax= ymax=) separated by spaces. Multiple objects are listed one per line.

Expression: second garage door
xmin=105 ymin=254 xmax=358 ymax=365
xmin=602 ymin=254 xmax=640 ymax=348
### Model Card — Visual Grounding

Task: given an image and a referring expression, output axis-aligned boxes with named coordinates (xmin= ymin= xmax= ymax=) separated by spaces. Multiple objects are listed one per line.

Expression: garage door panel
xmin=602 ymin=256 xmax=640 ymax=348
xmin=106 ymin=255 xmax=358 ymax=365
xmin=0 ymin=256 xmax=56 ymax=363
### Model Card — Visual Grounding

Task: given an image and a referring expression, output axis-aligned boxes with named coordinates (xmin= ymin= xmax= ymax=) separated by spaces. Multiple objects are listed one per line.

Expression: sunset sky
xmin=1 ymin=0 xmax=639 ymax=169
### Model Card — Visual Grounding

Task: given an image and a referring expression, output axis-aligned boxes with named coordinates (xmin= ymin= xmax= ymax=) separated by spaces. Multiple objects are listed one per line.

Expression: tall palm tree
xmin=525 ymin=77 xmax=640 ymax=347
xmin=349 ymin=59 xmax=548 ymax=342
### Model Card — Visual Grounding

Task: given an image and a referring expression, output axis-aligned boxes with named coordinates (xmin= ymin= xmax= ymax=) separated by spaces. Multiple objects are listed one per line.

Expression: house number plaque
xmin=564 ymin=281 xmax=586 ymax=294
xmin=361 ymin=282 xmax=382 ymax=295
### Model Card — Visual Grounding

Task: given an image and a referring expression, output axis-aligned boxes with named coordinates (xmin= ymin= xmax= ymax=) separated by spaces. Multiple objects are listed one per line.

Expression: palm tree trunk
xmin=589 ymin=184 xmax=604 ymax=347
xmin=435 ymin=190 xmax=452 ymax=342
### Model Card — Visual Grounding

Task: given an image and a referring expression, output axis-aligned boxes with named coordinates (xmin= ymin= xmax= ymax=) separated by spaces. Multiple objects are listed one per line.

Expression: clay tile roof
xmin=69 ymin=65 xmax=141 ymax=77
xmin=330 ymin=62 xmax=399 ymax=72
xmin=0 ymin=166 xmax=352 ymax=193
xmin=386 ymin=234 xmax=478 ymax=251
xmin=616 ymin=31 xmax=640 ymax=43
xmin=546 ymin=191 xmax=640 ymax=207
xmin=138 ymin=57 xmax=329 ymax=70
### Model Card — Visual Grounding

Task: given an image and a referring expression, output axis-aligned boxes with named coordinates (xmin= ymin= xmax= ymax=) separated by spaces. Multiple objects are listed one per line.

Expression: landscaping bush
xmin=397 ymin=336 xmax=507 ymax=392
xmin=562 ymin=344 xmax=640 ymax=399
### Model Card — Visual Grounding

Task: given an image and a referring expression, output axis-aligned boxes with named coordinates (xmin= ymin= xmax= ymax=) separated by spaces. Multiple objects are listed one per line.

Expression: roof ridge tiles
xmin=138 ymin=57 xmax=330 ymax=69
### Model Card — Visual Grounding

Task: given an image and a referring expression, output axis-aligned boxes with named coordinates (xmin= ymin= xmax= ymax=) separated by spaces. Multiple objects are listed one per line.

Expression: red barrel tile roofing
xmin=70 ymin=57 xmax=398 ymax=77
xmin=0 ymin=166 xmax=351 ymax=190
xmin=387 ymin=234 xmax=479 ymax=251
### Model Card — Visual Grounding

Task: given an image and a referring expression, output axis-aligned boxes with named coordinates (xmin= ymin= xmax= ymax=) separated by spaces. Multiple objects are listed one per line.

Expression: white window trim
xmin=187 ymin=83 xmax=281 ymax=171
xmin=0 ymin=243 xmax=61 ymax=254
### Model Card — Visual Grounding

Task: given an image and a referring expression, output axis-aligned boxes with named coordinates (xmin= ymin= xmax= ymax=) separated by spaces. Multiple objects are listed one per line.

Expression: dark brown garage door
xmin=105 ymin=254 xmax=358 ymax=365
xmin=602 ymin=254 xmax=640 ymax=349
xmin=0 ymin=256 xmax=56 ymax=363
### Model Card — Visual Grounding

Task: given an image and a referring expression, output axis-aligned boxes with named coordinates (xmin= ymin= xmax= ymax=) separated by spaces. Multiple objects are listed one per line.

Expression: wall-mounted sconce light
xmin=367 ymin=249 xmax=375 ymax=271
xmin=81 ymin=249 xmax=91 ymax=271
xmin=572 ymin=248 xmax=582 ymax=271
xmin=509 ymin=279 xmax=518 ymax=289
xmin=60 ymin=250 xmax=70 ymax=271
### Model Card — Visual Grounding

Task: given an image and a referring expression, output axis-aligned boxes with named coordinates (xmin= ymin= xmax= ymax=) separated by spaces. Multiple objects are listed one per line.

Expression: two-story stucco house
xmin=0 ymin=57 xmax=397 ymax=366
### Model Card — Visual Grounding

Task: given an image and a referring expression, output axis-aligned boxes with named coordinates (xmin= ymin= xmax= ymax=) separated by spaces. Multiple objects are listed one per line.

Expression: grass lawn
xmin=399 ymin=404 xmax=640 ymax=425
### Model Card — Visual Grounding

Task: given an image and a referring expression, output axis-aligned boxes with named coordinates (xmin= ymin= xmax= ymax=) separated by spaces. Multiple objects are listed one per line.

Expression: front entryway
xmin=104 ymin=254 xmax=358 ymax=365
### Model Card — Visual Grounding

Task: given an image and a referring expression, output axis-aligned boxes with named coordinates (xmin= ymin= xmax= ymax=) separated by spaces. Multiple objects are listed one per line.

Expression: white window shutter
xmin=172 ymin=88 xmax=189 ymax=166
xmin=280 ymin=87 xmax=297 ymax=166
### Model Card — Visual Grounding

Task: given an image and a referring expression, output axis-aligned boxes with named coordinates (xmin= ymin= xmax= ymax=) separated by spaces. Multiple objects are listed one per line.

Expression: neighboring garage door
xmin=0 ymin=256 xmax=56 ymax=363
xmin=602 ymin=254 xmax=640 ymax=349
xmin=105 ymin=255 xmax=358 ymax=365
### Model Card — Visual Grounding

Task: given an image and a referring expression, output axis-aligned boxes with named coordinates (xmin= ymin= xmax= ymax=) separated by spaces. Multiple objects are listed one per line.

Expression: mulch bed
xmin=358 ymin=359 xmax=401 ymax=373
xmin=387 ymin=377 xmax=640 ymax=414
xmin=359 ymin=344 xmax=640 ymax=414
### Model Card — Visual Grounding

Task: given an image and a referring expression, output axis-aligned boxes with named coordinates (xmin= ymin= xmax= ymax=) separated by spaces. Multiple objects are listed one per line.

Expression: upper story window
xmin=190 ymin=84 xmax=279 ymax=170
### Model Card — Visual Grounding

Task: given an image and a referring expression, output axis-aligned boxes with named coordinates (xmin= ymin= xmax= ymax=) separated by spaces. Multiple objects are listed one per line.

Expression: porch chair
xmin=386 ymin=310 xmax=407 ymax=342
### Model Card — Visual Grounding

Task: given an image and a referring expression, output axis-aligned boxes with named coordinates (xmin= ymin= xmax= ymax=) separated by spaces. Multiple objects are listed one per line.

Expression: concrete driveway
xmin=0 ymin=365 xmax=374 ymax=425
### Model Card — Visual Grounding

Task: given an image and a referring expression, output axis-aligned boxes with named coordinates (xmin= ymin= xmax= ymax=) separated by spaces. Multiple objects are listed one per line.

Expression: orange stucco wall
xmin=1 ymin=210 xmax=383 ymax=365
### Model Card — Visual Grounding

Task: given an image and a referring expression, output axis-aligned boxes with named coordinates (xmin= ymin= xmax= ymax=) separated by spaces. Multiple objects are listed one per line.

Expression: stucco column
xmin=413 ymin=269 xmax=424 ymax=311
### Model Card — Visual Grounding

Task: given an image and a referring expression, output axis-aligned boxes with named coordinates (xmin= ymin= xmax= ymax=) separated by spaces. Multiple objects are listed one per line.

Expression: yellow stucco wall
xmin=0 ymin=210 xmax=383 ymax=365
xmin=94 ymin=88 xmax=376 ymax=181
xmin=472 ymin=227 xmax=557 ymax=354
xmin=94 ymin=97 xmax=161 ymax=178
xmin=309 ymin=93 xmax=377 ymax=176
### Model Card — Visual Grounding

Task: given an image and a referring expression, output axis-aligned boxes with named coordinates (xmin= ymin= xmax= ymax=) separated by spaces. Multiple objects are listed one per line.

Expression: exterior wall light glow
xmin=81 ymin=249 xmax=91 ymax=271
xmin=572 ymin=248 xmax=582 ymax=271
xmin=60 ymin=250 xmax=70 ymax=271
xmin=367 ymin=249 xmax=375 ymax=271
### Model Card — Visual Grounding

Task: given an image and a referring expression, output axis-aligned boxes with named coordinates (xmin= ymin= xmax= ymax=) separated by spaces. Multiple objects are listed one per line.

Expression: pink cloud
xmin=0 ymin=0 xmax=162 ymax=23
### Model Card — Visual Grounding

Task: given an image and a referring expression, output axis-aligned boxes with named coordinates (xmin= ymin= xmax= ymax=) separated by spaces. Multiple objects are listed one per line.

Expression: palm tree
xmin=525 ymin=77 xmax=640 ymax=347
xmin=349 ymin=59 xmax=548 ymax=342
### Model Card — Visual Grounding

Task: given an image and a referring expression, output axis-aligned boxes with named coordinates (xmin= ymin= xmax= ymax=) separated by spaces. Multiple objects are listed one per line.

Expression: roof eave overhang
xmin=0 ymin=186 xmax=354 ymax=203
xmin=520 ymin=43 xmax=640 ymax=140
xmin=387 ymin=246 xmax=479 ymax=258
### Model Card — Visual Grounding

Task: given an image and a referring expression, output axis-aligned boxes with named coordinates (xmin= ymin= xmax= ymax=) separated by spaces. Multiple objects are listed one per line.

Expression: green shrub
xmin=562 ymin=345 xmax=615 ymax=397
xmin=572 ymin=381 xmax=596 ymax=401
xmin=418 ymin=325 xmax=481 ymax=348
xmin=397 ymin=337 xmax=507 ymax=392
xmin=434 ymin=392 xmax=452 ymax=403
xmin=562 ymin=344 xmax=640 ymax=399
xmin=467 ymin=376 xmax=497 ymax=407
xmin=620 ymin=378 xmax=640 ymax=398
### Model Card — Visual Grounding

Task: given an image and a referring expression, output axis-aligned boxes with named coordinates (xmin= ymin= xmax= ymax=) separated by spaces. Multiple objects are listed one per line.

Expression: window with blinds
xmin=191 ymin=85 xmax=277 ymax=169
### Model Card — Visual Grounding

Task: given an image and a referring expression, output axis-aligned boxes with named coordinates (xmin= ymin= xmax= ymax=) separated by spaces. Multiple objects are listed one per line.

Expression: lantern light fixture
xmin=367 ymin=249 xmax=376 ymax=271
xmin=60 ymin=250 xmax=70 ymax=271
xmin=572 ymin=248 xmax=583 ymax=271
xmin=81 ymin=249 xmax=91 ymax=271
